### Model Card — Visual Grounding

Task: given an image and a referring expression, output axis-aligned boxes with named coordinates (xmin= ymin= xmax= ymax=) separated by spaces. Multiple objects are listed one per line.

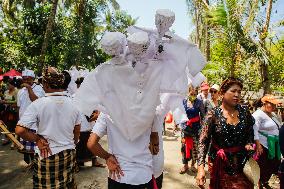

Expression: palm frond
xmin=243 ymin=0 xmax=260 ymax=34
xmin=207 ymin=4 xmax=227 ymax=27
xmin=108 ymin=0 xmax=119 ymax=10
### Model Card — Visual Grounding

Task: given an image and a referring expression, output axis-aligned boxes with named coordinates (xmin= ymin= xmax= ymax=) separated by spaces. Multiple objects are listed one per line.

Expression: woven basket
xmin=243 ymin=157 xmax=260 ymax=189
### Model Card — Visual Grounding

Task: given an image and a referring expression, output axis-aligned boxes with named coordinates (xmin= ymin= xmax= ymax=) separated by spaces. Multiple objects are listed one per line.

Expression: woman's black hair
xmin=8 ymin=78 xmax=17 ymax=87
xmin=219 ymin=77 xmax=243 ymax=94
xmin=15 ymin=78 xmax=23 ymax=89
xmin=252 ymin=98 xmax=263 ymax=109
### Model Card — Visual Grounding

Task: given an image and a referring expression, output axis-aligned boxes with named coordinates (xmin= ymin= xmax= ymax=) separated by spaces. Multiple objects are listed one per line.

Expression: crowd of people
xmin=0 ymin=9 xmax=283 ymax=189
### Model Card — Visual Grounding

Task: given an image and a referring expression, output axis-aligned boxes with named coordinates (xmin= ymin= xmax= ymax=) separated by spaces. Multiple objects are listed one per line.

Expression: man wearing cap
xmin=15 ymin=67 xmax=81 ymax=189
xmin=204 ymin=84 xmax=220 ymax=114
xmin=17 ymin=69 xmax=45 ymax=119
xmin=17 ymin=69 xmax=45 ymax=164
xmin=253 ymin=95 xmax=282 ymax=188
xmin=197 ymin=82 xmax=211 ymax=106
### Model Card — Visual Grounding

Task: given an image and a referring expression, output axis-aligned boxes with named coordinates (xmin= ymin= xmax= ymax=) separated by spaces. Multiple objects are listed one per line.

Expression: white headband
xmin=22 ymin=69 xmax=35 ymax=78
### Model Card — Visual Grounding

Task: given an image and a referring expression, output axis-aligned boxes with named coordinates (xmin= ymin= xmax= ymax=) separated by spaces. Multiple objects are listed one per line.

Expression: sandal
xmin=2 ymin=140 xmax=11 ymax=146
xmin=190 ymin=166 xmax=197 ymax=173
xmin=179 ymin=167 xmax=189 ymax=174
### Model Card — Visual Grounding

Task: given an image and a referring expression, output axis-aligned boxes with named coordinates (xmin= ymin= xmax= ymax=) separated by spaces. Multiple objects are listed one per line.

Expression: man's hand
xmin=89 ymin=111 xmax=100 ymax=122
xmin=36 ymin=137 xmax=52 ymax=158
xmin=256 ymin=143 xmax=263 ymax=156
xmin=106 ymin=155 xmax=124 ymax=180
xmin=21 ymin=83 xmax=31 ymax=89
xmin=149 ymin=132 xmax=159 ymax=155
xmin=245 ymin=143 xmax=254 ymax=151
xmin=255 ymin=140 xmax=263 ymax=156
xmin=149 ymin=143 xmax=159 ymax=155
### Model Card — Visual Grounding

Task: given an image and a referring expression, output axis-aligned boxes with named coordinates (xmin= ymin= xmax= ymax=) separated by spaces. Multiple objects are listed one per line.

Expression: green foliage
xmin=105 ymin=10 xmax=138 ymax=33
xmin=268 ymin=38 xmax=284 ymax=91
xmin=188 ymin=0 xmax=284 ymax=93
xmin=0 ymin=0 xmax=136 ymax=73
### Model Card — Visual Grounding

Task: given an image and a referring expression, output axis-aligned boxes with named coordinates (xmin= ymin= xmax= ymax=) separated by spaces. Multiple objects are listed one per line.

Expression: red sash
xmin=211 ymin=143 xmax=244 ymax=189
xmin=184 ymin=116 xmax=200 ymax=159
xmin=152 ymin=175 xmax=158 ymax=189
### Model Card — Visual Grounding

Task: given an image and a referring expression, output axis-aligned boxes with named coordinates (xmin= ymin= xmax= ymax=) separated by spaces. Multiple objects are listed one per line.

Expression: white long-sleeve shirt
xmin=252 ymin=109 xmax=280 ymax=149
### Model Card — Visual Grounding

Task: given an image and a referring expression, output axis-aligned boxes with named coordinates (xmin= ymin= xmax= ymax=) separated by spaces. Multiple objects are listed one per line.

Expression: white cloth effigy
xmin=74 ymin=12 xmax=207 ymax=141
xmin=74 ymin=58 xmax=167 ymax=141
xmin=67 ymin=67 xmax=79 ymax=95
xmin=127 ymin=26 xmax=206 ymax=92
xmin=67 ymin=67 xmax=90 ymax=95
xmin=74 ymin=37 xmax=205 ymax=140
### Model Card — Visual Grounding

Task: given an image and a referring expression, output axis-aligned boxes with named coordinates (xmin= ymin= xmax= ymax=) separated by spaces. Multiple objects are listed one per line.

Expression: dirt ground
xmin=0 ymin=125 xmax=280 ymax=189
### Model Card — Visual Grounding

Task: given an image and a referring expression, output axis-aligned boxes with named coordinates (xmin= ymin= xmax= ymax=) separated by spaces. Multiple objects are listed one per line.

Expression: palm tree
xmin=39 ymin=0 xmax=59 ymax=71
xmin=260 ymin=0 xmax=273 ymax=94
xmin=104 ymin=10 xmax=137 ymax=33
xmin=205 ymin=0 xmax=210 ymax=61
xmin=62 ymin=0 xmax=120 ymax=68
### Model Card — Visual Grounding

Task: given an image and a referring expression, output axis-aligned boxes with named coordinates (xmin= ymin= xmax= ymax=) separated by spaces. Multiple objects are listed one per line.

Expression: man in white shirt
xmin=15 ymin=67 xmax=81 ymax=189
xmin=17 ymin=69 xmax=45 ymax=119
xmin=17 ymin=69 xmax=45 ymax=164
xmin=197 ymin=82 xmax=211 ymax=106
xmin=88 ymin=112 xmax=157 ymax=189
xmin=88 ymin=94 xmax=187 ymax=189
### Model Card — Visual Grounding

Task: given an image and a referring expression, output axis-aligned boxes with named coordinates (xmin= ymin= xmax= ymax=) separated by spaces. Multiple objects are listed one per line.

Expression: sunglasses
xmin=210 ymin=90 xmax=218 ymax=94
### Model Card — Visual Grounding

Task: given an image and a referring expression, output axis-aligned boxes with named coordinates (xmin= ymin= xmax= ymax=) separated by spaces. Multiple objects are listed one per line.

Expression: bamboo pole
xmin=0 ymin=123 xmax=24 ymax=150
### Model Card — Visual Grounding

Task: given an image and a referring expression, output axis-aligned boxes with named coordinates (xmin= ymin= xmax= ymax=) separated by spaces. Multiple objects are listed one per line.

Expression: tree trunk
xmin=230 ymin=50 xmax=236 ymax=77
xmin=76 ymin=0 xmax=86 ymax=68
xmin=205 ymin=0 xmax=210 ymax=61
xmin=194 ymin=1 xmax=201 ymax=47
xmin=260 ymin=0 xmax=273 ymax=94
xmin=261 ymin=63 xmax=270 ymax=94
xmin=38 ymin=0 xmax=59 ymax=72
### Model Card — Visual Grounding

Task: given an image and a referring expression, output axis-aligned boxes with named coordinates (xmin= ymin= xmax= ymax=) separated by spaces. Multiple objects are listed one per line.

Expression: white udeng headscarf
xmin=22 ymin=69 xmax=35 ymax=78
xmin=100 ymin=32 xmax=127 ymax=65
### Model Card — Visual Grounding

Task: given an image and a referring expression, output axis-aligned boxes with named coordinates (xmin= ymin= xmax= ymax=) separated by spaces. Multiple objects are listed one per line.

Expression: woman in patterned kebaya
xmin=196 ymin=77 xmax=255 ymax=189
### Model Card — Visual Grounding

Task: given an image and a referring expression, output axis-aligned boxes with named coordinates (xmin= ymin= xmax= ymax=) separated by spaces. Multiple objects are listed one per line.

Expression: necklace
xmin=229 ymin=112 xmax=235 ymax=118
xmin=221 ymin=105 xmax=237 ymax=118
xmin=224 ymin=109 xmax=237 ymax=118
